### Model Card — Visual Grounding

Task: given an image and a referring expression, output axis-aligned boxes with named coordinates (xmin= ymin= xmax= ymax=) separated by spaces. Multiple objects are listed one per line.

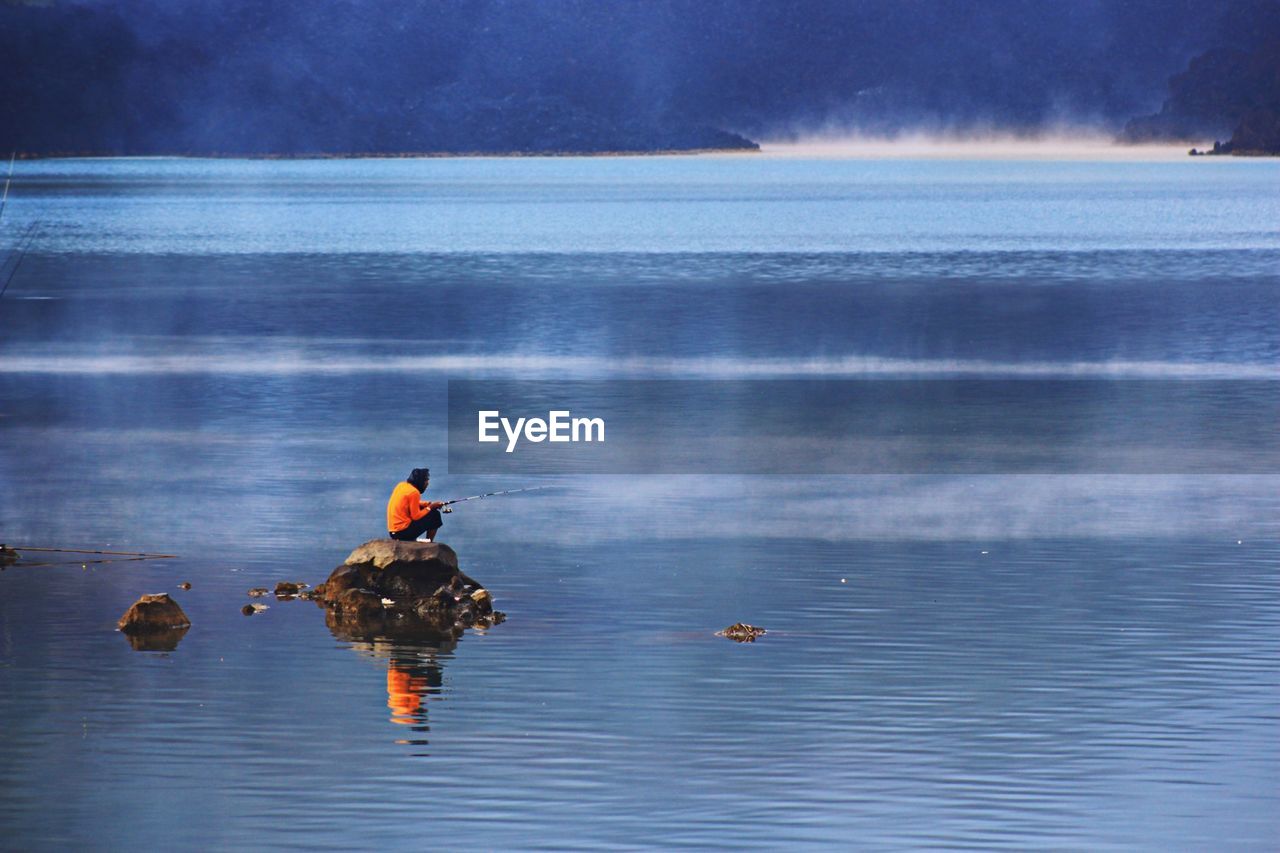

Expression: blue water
xmin=1 ymin=154 xmax=1278 ymax=849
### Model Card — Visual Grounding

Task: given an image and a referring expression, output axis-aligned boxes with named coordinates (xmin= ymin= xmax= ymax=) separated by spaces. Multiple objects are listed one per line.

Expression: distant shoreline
xmin=15 ymin=140 xmax=1275 ymax=163
xmin=9 ymin=147 xmax=761 ymax=161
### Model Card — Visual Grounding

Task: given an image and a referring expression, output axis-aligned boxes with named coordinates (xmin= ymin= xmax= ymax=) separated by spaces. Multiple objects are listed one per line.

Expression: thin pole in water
xmin=6 ymin=546 xmax=178 ymax=559
xmin=0 ymin=152 xmax=13 ymax=225
xmin=0 ymin=220 xmax=38 ymax=301
xmin=0 ymin=154 xmax=38 ymax=302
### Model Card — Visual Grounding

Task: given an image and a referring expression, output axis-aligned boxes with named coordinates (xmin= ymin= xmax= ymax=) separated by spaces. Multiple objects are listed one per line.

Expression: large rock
xmin=118 ymin=593 xmax=191 ymax=650
xmin=118 ymin=593 xmax=191 ymax=632
xmin=311 ymin=540 xmax=503 ymax=640
xmin=342 ymin=539 xmax=463 ymax=576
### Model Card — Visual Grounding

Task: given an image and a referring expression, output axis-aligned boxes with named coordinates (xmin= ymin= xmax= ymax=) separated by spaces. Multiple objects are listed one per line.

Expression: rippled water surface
xmin=1 ymin=155 xmax=1278 ymax=849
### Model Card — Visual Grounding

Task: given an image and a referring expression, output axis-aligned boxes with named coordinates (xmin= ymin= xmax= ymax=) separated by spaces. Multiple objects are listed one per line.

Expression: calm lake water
xmin=1 ymin=153 xmax=1278 ymax=849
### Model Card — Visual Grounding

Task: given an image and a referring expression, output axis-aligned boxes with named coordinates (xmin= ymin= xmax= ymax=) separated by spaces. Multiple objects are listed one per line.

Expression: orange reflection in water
xmin=386 ymin=662 xmax=432 ymax=726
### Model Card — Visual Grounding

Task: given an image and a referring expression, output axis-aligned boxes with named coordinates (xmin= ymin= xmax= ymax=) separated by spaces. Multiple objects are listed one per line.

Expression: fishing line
xmin=441 ymin=485 xmax=558 ymax=508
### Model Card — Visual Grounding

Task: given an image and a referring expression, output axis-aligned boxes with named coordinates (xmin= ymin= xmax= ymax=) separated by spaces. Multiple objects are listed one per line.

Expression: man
xmin=387 ymin=468 xmax=445 ymax=542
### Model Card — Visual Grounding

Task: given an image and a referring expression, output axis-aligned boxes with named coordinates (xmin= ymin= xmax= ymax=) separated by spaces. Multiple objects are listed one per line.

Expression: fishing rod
xmin=439 ymin=485 xmax=556 ymax=512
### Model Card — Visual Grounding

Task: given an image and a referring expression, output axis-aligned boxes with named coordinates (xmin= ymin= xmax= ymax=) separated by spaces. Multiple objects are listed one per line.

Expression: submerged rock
xmin=242 ymin=603 xmax=268 ymax=616
xmin=0 ymin=545 xmax=19 ymax=565
xmin=311 ymin=540 xmax=504 ymax=640
xmin=247 ymin=587 xmax=269 ymax=597
xmin=177 ymin=581 xmax=192 ymax=590
xmin=118 ymin=593 xmax=191 ymax=643
xmin=274 ymin=581 xmax=307 ymax=597
xmin=716 ymin=622 xmax=766 ymax=642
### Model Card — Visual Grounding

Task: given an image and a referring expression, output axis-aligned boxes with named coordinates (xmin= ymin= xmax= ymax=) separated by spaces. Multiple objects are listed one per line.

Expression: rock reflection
xmin=307 ymin=541 xmax=505 ymax=748
xmin=323 ymin=613 xmax=459 ymax=748
xmin=121 ymin=625 xmax=189 ymax=652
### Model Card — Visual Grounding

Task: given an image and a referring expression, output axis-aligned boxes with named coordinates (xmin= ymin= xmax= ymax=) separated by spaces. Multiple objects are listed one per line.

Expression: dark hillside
xmin=0 ymin=0 xmax=1273 ymax=155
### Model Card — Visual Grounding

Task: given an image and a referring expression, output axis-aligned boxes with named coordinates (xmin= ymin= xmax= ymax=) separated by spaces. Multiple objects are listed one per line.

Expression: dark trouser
xmin=389 ymin=509 xmax=443 ymax=541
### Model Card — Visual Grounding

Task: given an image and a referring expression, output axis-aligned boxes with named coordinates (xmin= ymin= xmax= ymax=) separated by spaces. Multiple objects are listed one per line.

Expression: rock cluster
xmin=311 ymin=540 xmax=504 ymax=641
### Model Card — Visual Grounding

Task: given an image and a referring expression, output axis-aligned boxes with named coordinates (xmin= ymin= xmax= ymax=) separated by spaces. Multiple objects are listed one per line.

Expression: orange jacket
xmin=387 ymin=481 xmax=430 ymax=532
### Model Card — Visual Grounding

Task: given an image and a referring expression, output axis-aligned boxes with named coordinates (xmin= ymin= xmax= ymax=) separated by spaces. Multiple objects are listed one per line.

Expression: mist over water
xmin=1 ymin=155 xmax=1278 ymax=848
xmin=763 ymin=135 xmax=1204 ymax=159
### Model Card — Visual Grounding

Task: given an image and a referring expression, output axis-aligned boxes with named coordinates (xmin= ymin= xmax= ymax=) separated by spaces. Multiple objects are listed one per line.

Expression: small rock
xmin=118 ymin=593 xmax=192 ymax=633
xmin=469 ymin=588 xmax=493 ymax=615
xmin=241 ymin=603 xmax=268 ymax=615
xmin=178 ymin=582 xmax=192 ymax=590
xmin=274 ymin=581 xmax=307 ymax=597
xmin=247 ymin=588 xmax=270 ymax=597
xmin=716 ymin=622 xmax=766 ymax=643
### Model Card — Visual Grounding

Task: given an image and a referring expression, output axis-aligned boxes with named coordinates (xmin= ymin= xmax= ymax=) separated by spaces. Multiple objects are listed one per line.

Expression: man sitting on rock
xmin=387 ymin=467 xmax=445 ymax=542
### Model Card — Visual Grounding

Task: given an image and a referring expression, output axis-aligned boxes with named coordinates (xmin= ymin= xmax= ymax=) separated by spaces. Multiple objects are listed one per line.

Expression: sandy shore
xmin=758 ymin=135 xmax=1208 ymax=161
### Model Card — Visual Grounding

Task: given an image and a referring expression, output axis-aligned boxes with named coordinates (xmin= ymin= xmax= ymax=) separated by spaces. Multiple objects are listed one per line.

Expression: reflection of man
xmin=386 ymin=657 xmax=442 ymax=726
xmin=387 ymin=467 xmax=444 ymax=542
